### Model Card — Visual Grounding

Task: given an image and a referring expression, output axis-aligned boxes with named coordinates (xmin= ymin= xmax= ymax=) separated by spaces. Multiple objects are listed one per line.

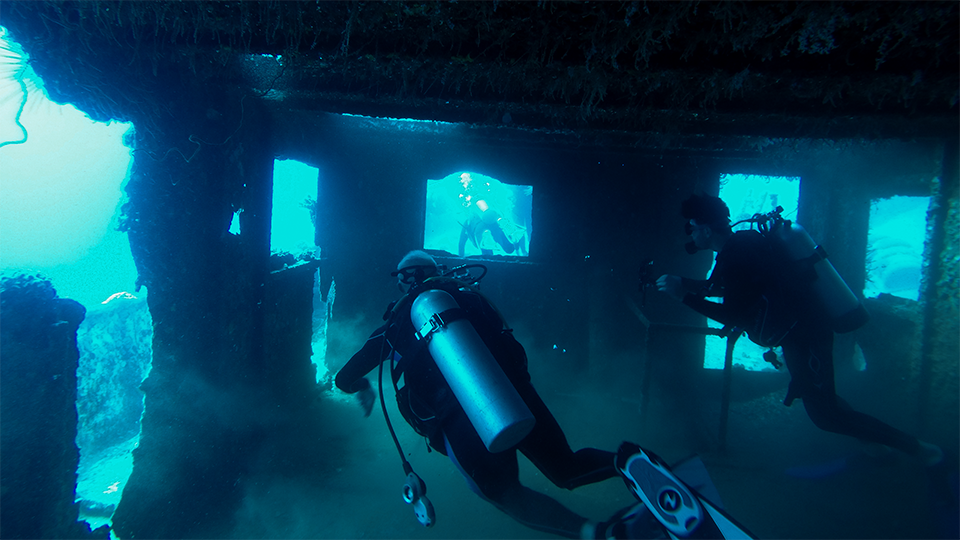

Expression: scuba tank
xmin=410 ymin=288 xmax=536 ymax=453
xmin=747 ymin=206 xmax=870 ymax=334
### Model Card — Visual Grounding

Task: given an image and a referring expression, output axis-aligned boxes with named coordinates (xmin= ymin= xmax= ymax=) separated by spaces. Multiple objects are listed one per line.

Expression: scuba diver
xmin=655 ymin=194 xmax=942 ymax=466
xmin=336 ymin=250 xmax=637 ymax=538
xmin=336 ymin=250 xmax=756 ymax=539
xmin=336 ymin=251 xmax=755 ymax=540
xmin=457 ymin=173 xmax=526 ymax=257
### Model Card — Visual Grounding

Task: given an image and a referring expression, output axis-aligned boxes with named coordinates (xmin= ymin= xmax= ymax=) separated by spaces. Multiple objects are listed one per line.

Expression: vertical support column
xmin=916 ymin=139 xmax=960 ymax=435
xmin=237 ymin=99 xmax=274 ymax=378
xmin=0 ymin=280 xmax=96 ymax=538
xmin=112 ymin=91 xmax=276 ymax=539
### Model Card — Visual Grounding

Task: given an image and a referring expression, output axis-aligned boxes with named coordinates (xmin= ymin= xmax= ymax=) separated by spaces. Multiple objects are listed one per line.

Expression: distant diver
xmin=457 ymin=173 xmax=525 ymax=257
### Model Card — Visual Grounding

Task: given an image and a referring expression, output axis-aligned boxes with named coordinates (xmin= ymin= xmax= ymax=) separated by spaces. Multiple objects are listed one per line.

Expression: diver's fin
xmin=693 ymin=490 xmax=756 ymax=540
xmin=671 ymin=455 xmax=724 ymax=509
xmin=616 ymin=442 xmax=756 ymax=540
xmin=620 ymin=455 xmax=727 ymax=539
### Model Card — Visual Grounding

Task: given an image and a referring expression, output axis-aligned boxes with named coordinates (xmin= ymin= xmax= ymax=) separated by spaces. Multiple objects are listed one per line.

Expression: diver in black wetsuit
xmin=459 ymin=202 xmax=518 ymax=257
xmin=335 ymin=250 xmax=642 ymax=539
xmin=656 ymin=194 xmax=942 ymax=466
xmin=457 ymin=173 xmax=523 ymax=257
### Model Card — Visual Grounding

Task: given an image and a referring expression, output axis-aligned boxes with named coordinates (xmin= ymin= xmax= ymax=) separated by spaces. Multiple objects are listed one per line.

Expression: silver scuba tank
xmin=410 ymin=288 xmax=536 ymax=453
xmin=770 ymin=219 xmax=870 ymax=333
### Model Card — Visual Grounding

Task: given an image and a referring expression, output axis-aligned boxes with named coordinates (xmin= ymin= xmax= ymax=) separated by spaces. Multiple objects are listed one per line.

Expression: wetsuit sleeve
xmin=682 ymin=294 xmax=739 ymax=326
xmin=335 ymin=323 xmax=389 ymax=394
xmin=680 ymin=277 xmax=717 ymax=297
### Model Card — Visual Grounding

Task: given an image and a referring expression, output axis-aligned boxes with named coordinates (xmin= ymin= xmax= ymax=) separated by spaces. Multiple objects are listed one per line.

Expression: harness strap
xmin=799 ymin=245 xmax=828 ymax=265
xmin=393 ymin=307 xmax=468 ymax=382
xmin=414 ymin=307 xmax=468 ymax=342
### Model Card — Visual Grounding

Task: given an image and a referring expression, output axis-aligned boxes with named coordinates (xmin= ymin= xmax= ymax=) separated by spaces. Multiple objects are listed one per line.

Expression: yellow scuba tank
xmin=410 ymin=288 xmax=536 ymax=453
xmin=760 ymin=208 xmax=870 ymax=333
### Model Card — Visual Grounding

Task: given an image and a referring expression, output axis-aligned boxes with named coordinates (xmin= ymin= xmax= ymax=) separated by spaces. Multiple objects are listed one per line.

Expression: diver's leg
xmin=478 ymin=208 xmax=519 ymax=254
xmin=441 ymin=407 xmax=590 ymax=539
xmin=514 ymin=380 xmax=618 ymax=490
xmin=782 ymin=324 xmax=923 ymax=456
xmin=489 ymin=223 xmax=516 ymax=254
xmin=458 ymin=226 xmax=469 ymax=257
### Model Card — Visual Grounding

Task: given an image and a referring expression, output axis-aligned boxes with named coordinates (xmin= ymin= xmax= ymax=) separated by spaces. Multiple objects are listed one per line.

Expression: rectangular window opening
xmin=864 ymin=195 xmax=929 ymax=301
xmin=270 ymin=159 xmax=332 ymax=386
xmin=424 ymin=171 xmax=532 ymax=259
xmin=271 ymin=159 xmax=319 ymax=258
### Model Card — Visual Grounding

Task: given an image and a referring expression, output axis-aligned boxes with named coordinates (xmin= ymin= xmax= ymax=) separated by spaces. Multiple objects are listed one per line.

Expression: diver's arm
xmin=681 ymin=277 xmax=719 ymax=296
xmin=657 ymin=275 xmax=717 ymax=300
xmin=335 ymin=325 xmax=391 ymax=417
xmin=681 ymin=295 xmax=739 ymax=327
xmin=335 ymin=324 xmax=389 ymax=394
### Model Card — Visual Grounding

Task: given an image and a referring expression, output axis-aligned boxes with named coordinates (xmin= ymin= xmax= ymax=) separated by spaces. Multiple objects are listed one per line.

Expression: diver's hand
xmin=358 ymin=385 xmax=376 ymax=417
xmin=350 ymin=377 xmax=376 ymax=417
xmin=656 ymin=274 xmax=685 ymax=301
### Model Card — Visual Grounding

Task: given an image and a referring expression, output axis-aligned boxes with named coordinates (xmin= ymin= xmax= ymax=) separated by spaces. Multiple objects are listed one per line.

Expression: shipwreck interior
xmin=0 ymin=2 xmax=957 ymax=539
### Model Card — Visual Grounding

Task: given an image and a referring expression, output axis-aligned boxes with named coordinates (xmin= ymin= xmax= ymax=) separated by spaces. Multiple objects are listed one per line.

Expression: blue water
xmin=0 ymin=28 xmax=137 ymax=308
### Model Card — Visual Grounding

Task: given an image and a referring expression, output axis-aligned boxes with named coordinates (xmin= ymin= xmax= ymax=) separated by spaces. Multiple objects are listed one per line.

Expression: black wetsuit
xmin=682 ymin=230 xmax=922 ymax=456
xmin=335 ymin=279 xmax=617 ymax=538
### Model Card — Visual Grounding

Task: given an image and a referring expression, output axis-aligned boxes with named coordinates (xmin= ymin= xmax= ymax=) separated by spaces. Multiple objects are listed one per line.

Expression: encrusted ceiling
xmin=2 ymin=1 xmax=958 ymax=146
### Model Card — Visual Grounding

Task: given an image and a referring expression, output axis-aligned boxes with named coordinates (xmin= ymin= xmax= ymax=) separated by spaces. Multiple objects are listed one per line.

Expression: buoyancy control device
xmin=410 ymin=288 xmax=536 ymax=453
xmin=740 ymin=206 xmax=870 ymax=334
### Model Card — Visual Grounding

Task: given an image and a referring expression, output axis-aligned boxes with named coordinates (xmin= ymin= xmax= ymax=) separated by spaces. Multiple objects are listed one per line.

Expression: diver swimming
xmin=335 ymin=250 xmax=756 ymax=539
xmin=657 ymin=194 xmax=943 ymax=466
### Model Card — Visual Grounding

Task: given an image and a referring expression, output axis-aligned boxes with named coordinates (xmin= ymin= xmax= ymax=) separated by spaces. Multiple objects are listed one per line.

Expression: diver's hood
xmin=684 ymin=241 xmax=701 ymax=255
